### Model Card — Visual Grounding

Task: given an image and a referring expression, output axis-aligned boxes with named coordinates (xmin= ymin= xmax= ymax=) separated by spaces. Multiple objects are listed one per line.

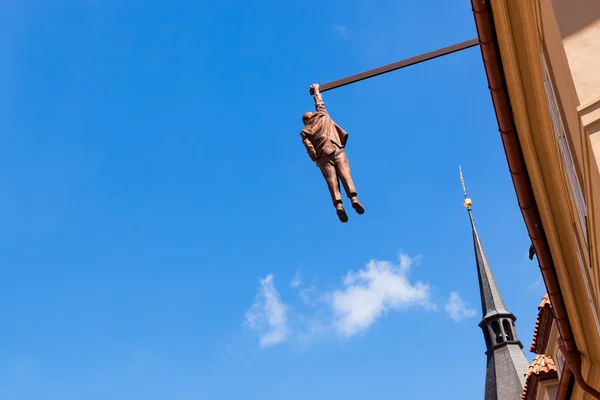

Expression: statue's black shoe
xmin=336 ymin=206 xmax=349 ymax=223
xmin=351 ymin=198 xmax=364 ymax=215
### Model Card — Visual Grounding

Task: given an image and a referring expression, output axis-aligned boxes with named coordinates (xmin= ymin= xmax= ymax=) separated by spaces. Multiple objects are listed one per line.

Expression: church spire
xmin=459 ymin=167 xmax=530 ymax=400
xmin=460 ymin=166 xmax=509 ymax=319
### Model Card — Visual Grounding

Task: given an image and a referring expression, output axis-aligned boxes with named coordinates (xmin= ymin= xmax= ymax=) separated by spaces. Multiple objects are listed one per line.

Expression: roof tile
xmin=525 ymin=355 xmax=557 ymax=376
xmin=530 ymin=293 xmax=553 ymax=354
xmin=538 ymin=293 xmax=551 ymax=309
xmin=522 ymin=355 xmax=559 ymax=400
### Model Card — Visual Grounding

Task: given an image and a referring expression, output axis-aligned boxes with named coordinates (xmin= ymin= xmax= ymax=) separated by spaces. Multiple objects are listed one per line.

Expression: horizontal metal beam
xmin=318 ymin=38 xmax=480 ymax=93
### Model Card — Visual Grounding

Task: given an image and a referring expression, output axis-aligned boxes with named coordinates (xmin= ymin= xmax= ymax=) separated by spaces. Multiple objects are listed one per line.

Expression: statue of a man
xmin=300 ymin=83 xmax=364 ymax=223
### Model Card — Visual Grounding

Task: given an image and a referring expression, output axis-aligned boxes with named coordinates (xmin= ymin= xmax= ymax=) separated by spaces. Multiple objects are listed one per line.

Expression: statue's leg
xmin=334 ymin=150 xmax=364 ymax=215
xmin=318 ymin=156 xmax=348 ymax=222
xmin=318 ymin=157 xmax=342 ymax=205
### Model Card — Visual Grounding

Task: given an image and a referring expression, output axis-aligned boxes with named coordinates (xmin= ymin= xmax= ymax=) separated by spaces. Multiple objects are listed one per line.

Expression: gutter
xmin=470 ymin=0 xmax=600 ymax=398
xmin=558 ymin=366 xmax=575 ymax=400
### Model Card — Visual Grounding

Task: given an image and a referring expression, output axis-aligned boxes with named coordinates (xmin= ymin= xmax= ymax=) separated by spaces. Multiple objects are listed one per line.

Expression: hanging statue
xmin=296 ymin=40 xmax=480 ymax=222
xmin=300 ymin=84 xmax=364 ymax=223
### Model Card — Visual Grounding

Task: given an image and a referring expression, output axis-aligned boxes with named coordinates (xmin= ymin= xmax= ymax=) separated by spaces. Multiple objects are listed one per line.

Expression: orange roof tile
xmin=538 ymin=293 xmax=551 ymax=309
xmin=522 ymin=380 xmax=531 ymax=400
xmin=530 ymin=293 xmax=553 ymax=354
xmin=526 ymin=355 xmax=557 ymax=376
xmin=522 ymin=355 xmax=559 ymax=400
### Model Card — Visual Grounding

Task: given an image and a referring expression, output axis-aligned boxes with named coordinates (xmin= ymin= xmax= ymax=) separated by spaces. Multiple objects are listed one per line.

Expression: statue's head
xmin=302 ymin=112 xmax=313 ymax=126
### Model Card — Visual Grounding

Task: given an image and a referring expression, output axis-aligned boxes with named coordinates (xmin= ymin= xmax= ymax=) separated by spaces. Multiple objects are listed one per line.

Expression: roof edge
xmin=530 ymin=303 xmax=553 ymax=354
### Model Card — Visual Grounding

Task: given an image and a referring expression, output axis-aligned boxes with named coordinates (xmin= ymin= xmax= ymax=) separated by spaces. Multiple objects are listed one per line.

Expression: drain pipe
xmin=556 ymin=365 xmax=574 ymax=400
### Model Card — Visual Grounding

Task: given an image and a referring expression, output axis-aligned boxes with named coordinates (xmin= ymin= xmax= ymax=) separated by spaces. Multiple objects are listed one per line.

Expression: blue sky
xmin=1 ymin=1 xmax=547 ymax=399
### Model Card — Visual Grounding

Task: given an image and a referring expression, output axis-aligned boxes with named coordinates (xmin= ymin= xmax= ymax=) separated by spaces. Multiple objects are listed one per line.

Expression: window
xmin=483 ymin=326 xmax=493 ymax=349
xmin=502 ymin=320 xmax=514 ymax=341
xmin=576 ymin=246 xmax=600 ymax=336
xmin=555 ymin=349 xmax=565 ymax=379
xmin=491 ymin=321 xmax=504 ymax=344
xmin=541 ymin=54 xmax=588 ymax=244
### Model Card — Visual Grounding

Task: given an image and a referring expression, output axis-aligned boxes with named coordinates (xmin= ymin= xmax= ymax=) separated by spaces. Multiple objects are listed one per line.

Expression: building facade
xmin=470 ymin=0 xmax=600 ymax=398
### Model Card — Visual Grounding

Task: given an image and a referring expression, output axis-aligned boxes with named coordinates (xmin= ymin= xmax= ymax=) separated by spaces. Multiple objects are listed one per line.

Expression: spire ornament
xmin=459 ymin=165 xmax=473 ymax=209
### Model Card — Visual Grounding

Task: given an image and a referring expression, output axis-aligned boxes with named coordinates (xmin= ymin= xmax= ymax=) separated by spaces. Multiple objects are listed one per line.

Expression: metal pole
xmin=318 ymin=38 xmax=479 ymax=93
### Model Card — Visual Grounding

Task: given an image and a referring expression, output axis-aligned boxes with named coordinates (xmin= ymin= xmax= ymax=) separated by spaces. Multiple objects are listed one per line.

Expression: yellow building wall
xmin=490 ymin=0 xmax=600 ymax=397
xmin=551 ymin=0 xmax=600 ymax=104
xmin=549 ymin=0 xmax=600 ymax=303
xmin=539 ymin=0 xmax=600 ymax=329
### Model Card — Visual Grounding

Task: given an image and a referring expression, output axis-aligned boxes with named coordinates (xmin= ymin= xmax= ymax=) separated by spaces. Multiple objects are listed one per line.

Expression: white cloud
xmin=291 ymin=269 xmax=302 ymax=288
xmin=245 ymin=252 xmax=440 ymax=347
xmin=329 ymin=253 xmax=435 ymax=337
xmin=245 ymin=274 xmax=289 ymax=347
xmin=445 ymin=292 xmax=477 ymax=322
xmin=299 ymin=284 xmax=319 ymax=307
xmin=333 ymin=24 xmax=348 ymax=36
xmin=291 ymin=270 xmax=320 ymax=308
xmin=528 ymin=276 xmax=543 ymax=291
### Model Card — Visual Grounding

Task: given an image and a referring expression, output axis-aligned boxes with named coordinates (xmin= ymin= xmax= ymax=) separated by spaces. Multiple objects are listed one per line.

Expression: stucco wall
xmin=552 ymin=0 xmax=600 ymax=105
xmin=552 ymin=0 xmax=600 ymax=301
xmin=541 ymin=0 xmax=600 ymax=283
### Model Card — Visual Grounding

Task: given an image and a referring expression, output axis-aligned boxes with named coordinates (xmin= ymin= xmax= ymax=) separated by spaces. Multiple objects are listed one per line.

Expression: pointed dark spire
xmin=459 ymin=167 xmax=530 ymax=400
xmin=468 ymin=207 xmax=510 ymax=320
xmin=460 ymin=166 xmax=509 ymax=319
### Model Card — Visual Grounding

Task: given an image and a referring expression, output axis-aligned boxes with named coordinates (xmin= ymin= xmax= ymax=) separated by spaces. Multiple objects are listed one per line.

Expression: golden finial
xmin=459 ymin=165 xmax=473 ymax=208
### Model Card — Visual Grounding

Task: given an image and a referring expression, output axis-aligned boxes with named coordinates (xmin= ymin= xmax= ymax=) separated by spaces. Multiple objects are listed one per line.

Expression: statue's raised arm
xmin=309 ymin=83 xmax=326 ymax=113
xmin=298 ymin=84 xmax=364 ymax=223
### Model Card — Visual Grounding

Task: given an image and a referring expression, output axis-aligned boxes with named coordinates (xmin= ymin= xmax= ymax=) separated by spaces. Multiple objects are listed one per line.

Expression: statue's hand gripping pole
xmin=309 ymin=83 xmax=320 ymax=96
